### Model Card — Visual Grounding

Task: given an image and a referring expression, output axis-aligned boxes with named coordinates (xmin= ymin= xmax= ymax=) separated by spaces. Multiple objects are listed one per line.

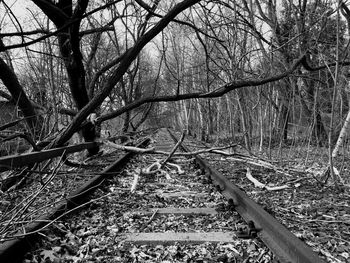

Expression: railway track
xmin=0 ymin=138 xmax=149 ymax=262
xmin=167 ymin=129 xmax=326 ymax=263
xmin=0 ymin=128 xmax=328 ymax=262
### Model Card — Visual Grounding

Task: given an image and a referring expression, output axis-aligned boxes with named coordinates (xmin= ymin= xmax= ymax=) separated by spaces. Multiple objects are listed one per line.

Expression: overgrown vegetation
xmin=1 ymin=1 xmax=350 ymax=184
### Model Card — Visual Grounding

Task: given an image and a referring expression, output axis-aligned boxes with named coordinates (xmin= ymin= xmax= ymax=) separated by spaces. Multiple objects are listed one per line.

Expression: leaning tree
xmin=1 ymin=0 xmax=346 ymax=161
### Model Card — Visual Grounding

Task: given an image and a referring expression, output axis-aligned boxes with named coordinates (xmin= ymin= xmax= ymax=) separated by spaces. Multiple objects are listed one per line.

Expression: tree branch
xmin=50 ymin=0 xmax=201 ymax=147
xmin=134 ymin=0 xmax=222 ymax=42
xmin=0 ymin=29 xmax=51 ymax=37
xmin=31 ymin=0 xmax=69 ymax=25
xmin=0 ymin=0 xmax=122 ymax=52
xmin=96 ymin=53 xmax=307 ymax=124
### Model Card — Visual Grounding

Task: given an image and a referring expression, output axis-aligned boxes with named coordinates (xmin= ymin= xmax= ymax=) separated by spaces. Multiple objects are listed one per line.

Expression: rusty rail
xmin=0 ymin=138 xmax=150 ymax=263
xmin=167 ymin=129 xmax=325 ymax=263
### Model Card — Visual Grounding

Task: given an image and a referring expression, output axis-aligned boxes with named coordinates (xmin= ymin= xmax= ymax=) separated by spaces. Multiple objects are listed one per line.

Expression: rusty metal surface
xmin=168 ymin=129 xmax=325 ymax=263
xmin=0 ymin=142 xmax=100 ymax=171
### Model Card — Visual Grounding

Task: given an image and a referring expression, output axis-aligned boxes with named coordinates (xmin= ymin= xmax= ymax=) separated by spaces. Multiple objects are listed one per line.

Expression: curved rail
xmin=167 ymin=129 xmax=325 ymax=263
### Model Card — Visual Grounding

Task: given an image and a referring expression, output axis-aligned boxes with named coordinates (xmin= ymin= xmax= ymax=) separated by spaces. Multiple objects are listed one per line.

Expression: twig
xmin=229 ymin=156 xmax=293 ymax=177
xmin=0 ymin=193 xmax=111 ymax=242
xmin=130 ymin=169 xmax=140 ymax=193
xmin=144 ymin=161 xmax=161 ymax=174
xmin=166 ymin=162 xmax=184 ymax=174
xmin=0 ymin=152 xmax=66 ymax=234
xmin=161 ymin=170 xmax=172 ymax=180
xmin=0 ymin=132 xmax=39 ymax=151
xmin=148 ymin=209 xmax=159 ymax=223
xmin=139 ymin=208 xmax=159 ymax=232
xmin=0 ymin=118 xmax=27 ymax=132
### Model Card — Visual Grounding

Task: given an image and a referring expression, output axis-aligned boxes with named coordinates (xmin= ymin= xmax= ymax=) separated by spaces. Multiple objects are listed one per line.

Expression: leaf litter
xmin=9 ymin=130 xmax=345 ymax=262
xmin=205 ymin=148 xmax=350 ymax=263
xmin=23 ymin=141 xmax=273 ymax=262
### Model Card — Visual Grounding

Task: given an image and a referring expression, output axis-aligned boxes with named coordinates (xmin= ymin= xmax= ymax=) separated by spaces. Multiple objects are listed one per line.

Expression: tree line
xmin=0 ymin=0 xmax=349 ymax=162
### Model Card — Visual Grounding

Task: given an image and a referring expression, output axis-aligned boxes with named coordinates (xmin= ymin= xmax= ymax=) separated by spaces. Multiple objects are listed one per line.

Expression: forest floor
xmin=1 ymin=132 xmax=349 ymax=263
xmin=173 ymin=134 xmax=350 ymax=263
xmin=206 ymin=147 xmax=350 ymax=263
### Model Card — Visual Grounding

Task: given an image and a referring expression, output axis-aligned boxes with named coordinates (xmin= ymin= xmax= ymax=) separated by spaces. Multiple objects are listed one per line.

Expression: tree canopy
xmin=0 ymin=0 xmax=349 ymax=157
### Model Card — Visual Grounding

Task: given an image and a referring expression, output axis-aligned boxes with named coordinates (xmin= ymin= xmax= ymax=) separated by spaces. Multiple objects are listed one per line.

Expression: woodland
xmin=1 ymin=0 xmax=350 ymax=187
xmin=1 ymin=1 xmax=350 ymax=262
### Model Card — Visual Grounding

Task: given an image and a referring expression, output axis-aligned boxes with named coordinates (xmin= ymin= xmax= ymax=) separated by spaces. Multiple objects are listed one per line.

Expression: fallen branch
xmin=144 ymin=161 xmax=161 ymax=175
xmin=104 ymin=139 xmax=239 ymax=157
xmin=139 ymin=208 xmax=159 ymax=232
xmin=229 ymin=156 xmax=293 ymax=177
xmin=104 ymin=138 xmax=292 ymax=179
xmin=161 ymin=130 xmax=186 ymax=166
xmin=166 ymin=162 xmax=184 ymax=174
xmin=104 ymin=140 xmax=155 ymax=153
xmin=130 ymin=169 xmax=140 ymax=193
xmin=1 ymin=152 xmax=66 ymax=235
xmin=246 ymin=167 xmax=289 ymax=191
xmin=142 ymin=160 xmax=176 ymax=179
xmin=161 ymin=170 xmax=172 ymax=180
xmin=148 ymin=209 xmax=159 ymax=223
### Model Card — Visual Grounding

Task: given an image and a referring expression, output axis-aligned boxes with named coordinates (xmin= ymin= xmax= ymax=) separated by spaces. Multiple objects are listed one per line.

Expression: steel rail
xmin=0 ymin=142 xmax=101 ymax=172
xmin=167 ymin=129 xmax=325 ymax=263
xmin=0 ymin=138 xmax=150 ymax=263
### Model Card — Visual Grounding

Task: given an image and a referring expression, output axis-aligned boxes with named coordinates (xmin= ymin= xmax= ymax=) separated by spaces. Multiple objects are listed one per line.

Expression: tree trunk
xmin=58 ymin=33 xmax=99 ymax=155
xmin=195 ymin=99 xmax=206 ymax=141
xmin=122 ymin=110 xmax=130 ymax=134
xmin=332 ymin=107 xmax=350 ymax=158
xmin=279 ymin=102 xmax=289 ymax=142
xmin=0 ymin=57 xmax=40 ymax=138
xmin=259 ymin=98 xmax=264 ymax=151
xmin=47 ymin=0 xmax=201 ymax=148
xmin=216 ymin=97 xmax=222 ymax=143
xmin=297 ymin=79 xmax=328 ymax=146
xmin=32 ymin=0 xmax=99 ymax=155
xmin=132 ymin=103 xmax=153 ymax=131
xmin=237 ymin=90 xmax=251 ymax=151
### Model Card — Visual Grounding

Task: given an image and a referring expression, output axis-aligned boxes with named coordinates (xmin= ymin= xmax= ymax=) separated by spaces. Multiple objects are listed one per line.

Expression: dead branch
xmin=246 ymin=167 xmax=289 ymax=191
xmin=0 ymin=118 xmax=26 ymax=132
xmin=160 ymin=169 xmax=172 ymax=180
xmin=228 ymin=156 xmax=293 ymax=177
xmin=1 ymin=152 xmax=66 ymax=235
xmin=104 ymin=139 xmax=292 ymax=179
xmin=161 ymin=130 xmax=186 ymax=166
xmin=0 ymin=192 xmax=111 ymax=242
xmin=130 ymin=169 xmax=140 ymax=193
xmin=144 ymin=161 xmax=162 ymax=174
xmin=104 ymin=140 xmax=155 ymax=153
xmin=136 ymin=158 xmax=175 ymax=181
xmin=0 ymin=132 xmax=39 ymax=151
xmin=166 ymin=162 xmax=184 ymax=174
xmin=104 ymin=139 xmax=239 ymax=157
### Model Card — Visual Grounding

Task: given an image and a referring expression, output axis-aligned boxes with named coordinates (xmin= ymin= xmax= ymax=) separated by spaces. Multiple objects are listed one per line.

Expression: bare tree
xmin=1 ymin=0 xmax=347 ymax=163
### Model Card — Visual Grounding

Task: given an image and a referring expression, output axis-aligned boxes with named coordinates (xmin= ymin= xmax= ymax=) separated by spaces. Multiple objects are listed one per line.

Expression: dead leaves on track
xmin=23 ymin=146 xmax=273 ymax=262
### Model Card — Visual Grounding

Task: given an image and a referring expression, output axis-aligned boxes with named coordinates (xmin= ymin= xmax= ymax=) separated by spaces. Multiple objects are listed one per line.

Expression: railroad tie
xmin=117 ymin=207 xmax=237 ymax=245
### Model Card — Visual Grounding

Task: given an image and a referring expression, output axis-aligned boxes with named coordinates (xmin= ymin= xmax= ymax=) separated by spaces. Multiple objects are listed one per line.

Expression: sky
xmin=1 ymin=1 xmax=39 ymax=29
